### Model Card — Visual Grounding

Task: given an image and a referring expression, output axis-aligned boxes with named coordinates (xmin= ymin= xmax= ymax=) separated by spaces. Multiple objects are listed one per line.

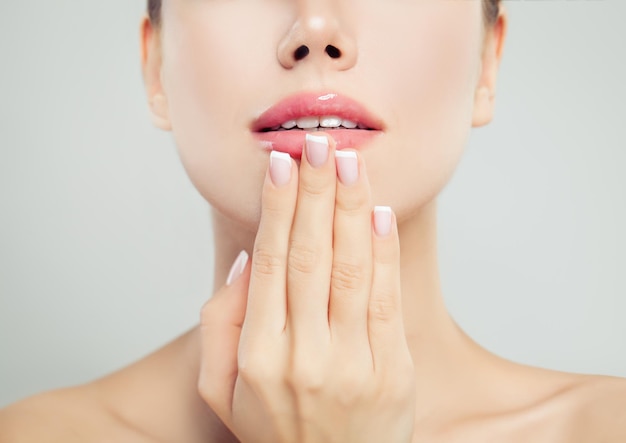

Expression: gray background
xmin=1 ymin=1 xmax=625 ymax=407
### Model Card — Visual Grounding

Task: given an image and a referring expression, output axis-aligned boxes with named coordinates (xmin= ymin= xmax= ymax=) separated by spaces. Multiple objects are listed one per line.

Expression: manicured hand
xmin=198 ymin=133 xmax=416 ymax=443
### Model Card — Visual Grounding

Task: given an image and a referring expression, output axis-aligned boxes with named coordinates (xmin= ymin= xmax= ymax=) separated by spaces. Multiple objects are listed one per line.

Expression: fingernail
xmin=305 ymin=133 xmax=329 ymax=168
xmin=335 ymin=151 xmax=359 ymax=186
xmin=269 ymin=151 xmax=292 ymax=187
xmin=226 ymin=250 xmax=249 ymax=286
xmin=373 ymin=206 xmax=393 ymax=237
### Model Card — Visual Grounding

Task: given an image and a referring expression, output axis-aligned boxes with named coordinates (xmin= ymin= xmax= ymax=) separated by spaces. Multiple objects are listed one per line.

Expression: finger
xmin=328 ymin=150 xmax=373 ymax=348
xmin=367 ymin=207 xmax=406 ymax=371
xmin=245 ymin=151 xmax=298 ymax=335
xmin=198 ymin=251 xmax=251 ymax=426
xmin=286 ymin=133 xmax=336 ymax=345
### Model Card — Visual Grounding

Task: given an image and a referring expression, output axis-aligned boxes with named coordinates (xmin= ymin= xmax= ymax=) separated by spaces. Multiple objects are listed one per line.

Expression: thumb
xmin=198 ymin=250 xmax=251 ymax=426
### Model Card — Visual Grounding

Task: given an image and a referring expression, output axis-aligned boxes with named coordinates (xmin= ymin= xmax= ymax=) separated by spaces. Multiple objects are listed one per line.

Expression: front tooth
xmin=296 ymin=116 xmax=320 ymax=129
xmin=319 ymin=116 xmax=342 ymax=128
xmin=281 ymin=120 xmax=297 ymax=129
xmin=341 ymin=119 xmax=358 ymax=129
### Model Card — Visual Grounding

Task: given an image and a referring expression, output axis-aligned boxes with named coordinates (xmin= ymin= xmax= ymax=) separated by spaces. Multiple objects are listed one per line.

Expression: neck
xmin=396 ymin=198 xmax=449 ymax=343
xmin=96 ymin=199 xmax=522 ymax=442
xmin=393 ymin=200 xmax=497 ymax=411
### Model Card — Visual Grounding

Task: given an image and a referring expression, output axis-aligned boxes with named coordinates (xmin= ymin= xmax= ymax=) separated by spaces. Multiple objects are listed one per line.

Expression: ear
xmin=140 ymin=15 xmax=172 ymax=131
xmin=471 ymin=6 xmax=508 ymax=127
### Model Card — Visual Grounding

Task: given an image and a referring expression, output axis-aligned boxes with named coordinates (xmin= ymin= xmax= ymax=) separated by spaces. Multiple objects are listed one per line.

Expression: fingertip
xmin=226 ymin=250 xmax=249 ymax=286
xmin=371 ymin=206 xmax=400 ymax=268
xmin=373 ymin=206 xmax=394 ymax=238
xmin=203 ymin=252 xmax=249 ymax=308
xmin=262 ymin=151 xmax=299 ymax=217
xmin=303 ymin=132 xmax=334 ymax=170
xmin=306 ymin=131 xmax=337 ymax=150
xmin=269 ymin=151 xmax=294 ymax=188
xmin=203 ymin=251 xmax=251 ymax=330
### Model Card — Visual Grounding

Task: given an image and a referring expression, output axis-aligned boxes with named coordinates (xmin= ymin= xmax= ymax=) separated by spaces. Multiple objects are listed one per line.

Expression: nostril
xmin=294 ymin=45 xmax=309 ymax=61
xmin=325 ymin=45 xmax=341 ymax=59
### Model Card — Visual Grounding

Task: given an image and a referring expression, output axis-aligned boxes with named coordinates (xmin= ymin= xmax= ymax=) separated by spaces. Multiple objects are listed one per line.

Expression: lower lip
xmin=253 ymin=129 xmax=383 ymax=159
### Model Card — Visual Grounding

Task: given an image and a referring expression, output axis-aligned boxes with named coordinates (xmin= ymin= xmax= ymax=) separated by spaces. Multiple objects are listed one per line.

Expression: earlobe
xmin=471 ymin=86 xmax=495 ymax=127
xmin=140 ymin=15 xmax=172 ymax=131
xmin=149 ymin=93 xmax=172 ymax=131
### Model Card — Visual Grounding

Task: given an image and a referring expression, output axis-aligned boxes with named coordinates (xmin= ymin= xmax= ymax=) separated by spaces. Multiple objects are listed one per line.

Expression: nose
xmin=277 ymin=2 xmax=357 ymax=71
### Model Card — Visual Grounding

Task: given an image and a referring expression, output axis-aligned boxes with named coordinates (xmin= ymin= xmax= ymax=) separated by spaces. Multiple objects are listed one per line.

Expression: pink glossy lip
xmin=251 ymin=92 xmax=385 ymax=159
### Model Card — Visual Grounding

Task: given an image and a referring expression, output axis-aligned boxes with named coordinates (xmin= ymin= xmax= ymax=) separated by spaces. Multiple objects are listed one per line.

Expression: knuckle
xmin=237 ymin=349 xmax=276 ymax=385
xmin=368 ymin=293 xmax=399 ymax=324
xmin=336 ymin=189 xmax=370 ymax=214
xmin=251 ymin=246 xmax=283 ymax=278
xmin=330 ymin=259 xmax=366 ymax=294
xmin=299 ymin=174 xmax=330 ymax=198
xmin=287 ymin=241 xmax=319 ymax=275
xmin=287 ymin=364 xmax=325 ymax=396
xmin=260 ymin=205 xmax=286 ymax=225
xmin=334 ymin=370 xmax=369 ymax=406
xmin=290 ymin=374 xmax=325 ymax=397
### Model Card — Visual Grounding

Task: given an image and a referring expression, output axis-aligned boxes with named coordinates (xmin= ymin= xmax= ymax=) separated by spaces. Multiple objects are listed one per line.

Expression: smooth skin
xmin=2 ymin=0 xmax=626 ymax=442
xmin=2 ymin=142 xmax=626 ymax=443
xmin=199 ymin=135 xmax=415 ymax=443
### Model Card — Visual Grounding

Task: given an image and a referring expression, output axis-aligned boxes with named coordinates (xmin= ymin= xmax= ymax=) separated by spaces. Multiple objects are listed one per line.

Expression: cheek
xmin=160 ymin=5 xmax=290 ymax=227
xmin=359 ymin=2 xmax=483 ymax=217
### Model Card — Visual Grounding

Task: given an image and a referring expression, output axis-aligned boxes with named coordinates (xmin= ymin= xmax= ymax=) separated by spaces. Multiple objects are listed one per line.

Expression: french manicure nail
xmin=305 ymin=133 xmax=329 ymax=168
xmin=269 ymin=151 xmax=292 ymax=187
xmin=335 ymin=151 xmax=359 ymax=186
xmin=226 ymin=250 xmax=249 ymax=286
xmin=373 ymin=206 xmax=393 ymax=237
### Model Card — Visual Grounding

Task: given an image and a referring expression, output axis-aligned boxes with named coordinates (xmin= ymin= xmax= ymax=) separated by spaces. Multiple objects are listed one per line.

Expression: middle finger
xmin=286 ymin=133 xmax=337 ymax=346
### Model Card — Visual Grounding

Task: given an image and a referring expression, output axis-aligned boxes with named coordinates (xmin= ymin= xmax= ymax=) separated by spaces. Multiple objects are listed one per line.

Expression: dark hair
xmin=148 ymin=0 xmax=501 ymax=29
xmin=147 ymin=0 xmax=161 ymax=29
xmin=483 ymin=0 xmax=501 ymax=27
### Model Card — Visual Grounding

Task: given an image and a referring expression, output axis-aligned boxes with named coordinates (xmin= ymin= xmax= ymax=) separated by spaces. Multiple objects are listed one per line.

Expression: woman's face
xmin=144 ymin=0 xmax=500 ymax=230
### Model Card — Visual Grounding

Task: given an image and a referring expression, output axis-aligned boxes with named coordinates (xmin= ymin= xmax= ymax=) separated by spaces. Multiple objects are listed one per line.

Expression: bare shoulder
xmin=438 ymin=364 xmax=626 ymax=443
xmin=515 ymin=371 xmax=626 ymax=443
xmin=565 ymin=374 xmax=626 ymax=442
xmin=0 ymin=386 xmax=153 ymax=443
xmin=0 ymin=389 xmax=79 ymax=443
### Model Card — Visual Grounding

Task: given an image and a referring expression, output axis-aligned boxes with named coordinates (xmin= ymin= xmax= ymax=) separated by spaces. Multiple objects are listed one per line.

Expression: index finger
xmin=245 ymin=151 xmax=299 ymax=335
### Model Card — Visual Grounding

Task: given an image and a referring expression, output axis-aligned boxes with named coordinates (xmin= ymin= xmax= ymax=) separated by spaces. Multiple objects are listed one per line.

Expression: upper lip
xmin=251 ymin=91 xmax=385 ymax=132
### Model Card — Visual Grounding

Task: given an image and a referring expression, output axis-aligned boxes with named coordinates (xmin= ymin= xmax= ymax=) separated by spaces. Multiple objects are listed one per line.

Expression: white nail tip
xmin=305 ymin=133 xmax=329 ymax=145
xmin=335 ymin=151 xmax=357 ymax=159
xmin=226 ymin=250 xmax=249 ymax=286
xmin=373 ymin=206 xmax=393 ymax=237
xmin=270 ymin=150 xmax=292 ymax=162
